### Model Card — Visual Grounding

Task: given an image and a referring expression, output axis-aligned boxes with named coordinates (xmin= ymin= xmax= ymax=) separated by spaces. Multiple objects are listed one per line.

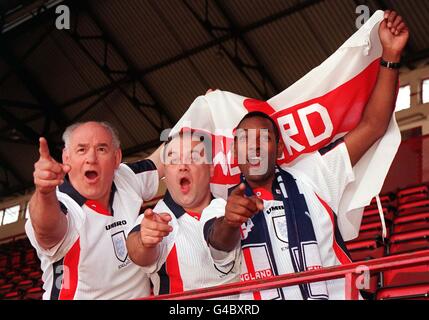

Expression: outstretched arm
xmin=209 ymin=184 xmax=263 ymax=252
xmin=29 ymin=138 xmax=71 ymax=250
xmin=344 ymin=10 xmax=409 ymax=166
xmin=126 ymin=208 xmax=172 ymax=267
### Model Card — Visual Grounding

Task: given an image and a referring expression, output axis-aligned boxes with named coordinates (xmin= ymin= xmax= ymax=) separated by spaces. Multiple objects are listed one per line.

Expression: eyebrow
xmin=167 ymin=150 xmax=178 ymax=156
xmin=76 ymin=143 xmax=110 ymax=148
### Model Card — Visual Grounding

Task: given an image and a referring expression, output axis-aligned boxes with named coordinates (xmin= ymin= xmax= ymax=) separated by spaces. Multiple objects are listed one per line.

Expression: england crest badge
xmin=111 ymin=231 xmax=128 ymax=262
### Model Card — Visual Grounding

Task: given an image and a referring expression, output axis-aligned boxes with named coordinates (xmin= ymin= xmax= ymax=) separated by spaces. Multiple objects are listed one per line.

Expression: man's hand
xmin=224 ymin=183 xmax=264 ymax=228
xmin=379 ymin=10 xmax=409 ymax=61
xmin=207 ymin=183 xmax=263 ymax=252
xmin=140 ymin=208 xmax=173 ymax=248
xmin=34 ymin=137 xmax=71 ymax=194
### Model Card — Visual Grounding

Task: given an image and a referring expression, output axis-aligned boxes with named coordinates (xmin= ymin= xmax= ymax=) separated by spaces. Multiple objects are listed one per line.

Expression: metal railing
xmin=142 ymin=249 xmax=429 ymax=300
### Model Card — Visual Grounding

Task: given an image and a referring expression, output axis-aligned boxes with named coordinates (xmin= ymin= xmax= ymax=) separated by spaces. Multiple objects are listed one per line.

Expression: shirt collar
xmin=163 ymin=190 xmax=214 ymax=219
xmin=58 ymin=178 xmax=117 ymax=216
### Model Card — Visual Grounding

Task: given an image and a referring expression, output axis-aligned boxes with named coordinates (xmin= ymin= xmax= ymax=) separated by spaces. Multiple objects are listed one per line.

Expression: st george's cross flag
xmin=169 ymin=10 xmax=400 ymax=241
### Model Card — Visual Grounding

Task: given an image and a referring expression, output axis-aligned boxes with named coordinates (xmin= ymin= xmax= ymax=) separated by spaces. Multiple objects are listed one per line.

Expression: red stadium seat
xmin=20 ymin=267 xmax=33 ymax=275
xmin=370 ymin=194 xmax=394 ymax=206
xmin=397 ymin=185 xmax=428 ymax=199
xmin=399 ymin=193 xmax=429 ymax=205
xmin=377 ymin=283 xmax=429 ymax=300
xmin=362 ymin=207 xmax=394 ymax=224
xmin=393 ymin=212 xmax=429 ymax=233
xmin=398 ymin=200 xmax=429 ymax=216
xmin=354 ymin=221 xmax=391 ymax=241
xmin=389 ymin=229 xmax=429 ymax=254
xmin=28 ymin=270 xmax=43 ymax=281
xmin=10 ymin=251 xmax=21 ymax=267
xmin=10 ymin=275 xmax=24 ymax=284
xmin=24 ymin=249 xmax=37 ymax=264
xmin=16 ymin=279 xmax=34 ymax=291
xmin=24 ymin=287 xmax=44 ymax=300
xmin=5 ymin=270 xmax=17 ymax=279
xmin=346 ymin=239 xmax=386 ymax=261
xmin=0 ymin=255 xmax=7 ymax=268
xmin=3 ymin=291 xmax=21 ymax=300
xmin=383 ymin=263 xmax=429 ymax=287
xmin=0 ymin=283 xmax=14 ymax=295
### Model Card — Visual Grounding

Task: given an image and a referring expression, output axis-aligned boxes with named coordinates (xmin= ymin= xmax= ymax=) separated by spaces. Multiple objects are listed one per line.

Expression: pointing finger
xmin=39 ymin=137 xmax=51 ymax=159
xmin=143 ymin=208 xmax=155 ymax=220
xmin=158 ymin=213 xmax=172 ymax=223
xmin=231 ymin=183 xmax=246 ymax=197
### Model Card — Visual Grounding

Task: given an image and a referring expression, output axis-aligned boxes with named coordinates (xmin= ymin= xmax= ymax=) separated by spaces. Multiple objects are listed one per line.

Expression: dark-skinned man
xmin=201 ymin=10 xmax=409 ymax=300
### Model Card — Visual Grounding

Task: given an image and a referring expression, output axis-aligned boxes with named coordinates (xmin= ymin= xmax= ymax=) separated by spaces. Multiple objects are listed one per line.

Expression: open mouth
xmin=248 ymin=156 xmax=262 ymax=165
xmin=85 ymin=170 xmax=99 ymax=182
xmin=179 ymin=177 xmax=191 ymax=194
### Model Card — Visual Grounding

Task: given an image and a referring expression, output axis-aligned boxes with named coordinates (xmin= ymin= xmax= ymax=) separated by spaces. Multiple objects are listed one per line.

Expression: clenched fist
xmin=379 ymin=10 xmax=409 ymax=61
xmin=33 ymin=137 xmax=71 ymax=194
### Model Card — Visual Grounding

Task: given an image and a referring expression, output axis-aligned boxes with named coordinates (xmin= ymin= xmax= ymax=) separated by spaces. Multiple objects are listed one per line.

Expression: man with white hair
xmin=26 ymin=121 xmax=163 ymax=300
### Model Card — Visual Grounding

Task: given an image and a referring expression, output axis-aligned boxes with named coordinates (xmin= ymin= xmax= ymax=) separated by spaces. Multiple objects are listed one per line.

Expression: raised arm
xmin=146 ymin=143 xmax=165 ymax=178
xmin=29 ymin=138 xmax=71 ymax=250
xmin=344 ymin=10 xmax=409 ymax=166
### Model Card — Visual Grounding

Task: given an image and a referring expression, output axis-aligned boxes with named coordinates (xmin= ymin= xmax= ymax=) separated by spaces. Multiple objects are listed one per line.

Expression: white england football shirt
xmin=25 ymin=160 xmax=159 ymax=300
xmin=201 ymin=140 xmax=356 ymax=300
xmin=130 ymin=192 xmax=240 ymax=297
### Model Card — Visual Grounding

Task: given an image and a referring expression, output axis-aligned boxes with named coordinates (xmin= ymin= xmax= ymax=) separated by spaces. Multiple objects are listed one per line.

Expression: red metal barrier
xmin=142 ymin=249 xmax=429 ymax=300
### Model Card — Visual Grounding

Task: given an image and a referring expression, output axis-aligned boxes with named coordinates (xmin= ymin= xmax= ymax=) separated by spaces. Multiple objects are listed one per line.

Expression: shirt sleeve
xmin=283 ymin=138 xmax=355 ymax=214
xmin=25 ymin=192 xmax=85 ymax=262
xmin=122 ymin=159 xmax=159 ymax=201
xmin=200 ymin=198 xmax=242 ymax=275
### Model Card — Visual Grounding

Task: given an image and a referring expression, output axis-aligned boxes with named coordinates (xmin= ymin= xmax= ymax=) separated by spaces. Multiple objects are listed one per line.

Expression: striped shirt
xmin=130 ymin=191 xmax=240 ymax=297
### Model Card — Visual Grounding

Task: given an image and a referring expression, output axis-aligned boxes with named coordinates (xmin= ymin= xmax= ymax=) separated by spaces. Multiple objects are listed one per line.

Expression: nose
xmin=248 ymin=144 xmax=261 ymax=157
xmin=178 ymin=163 xmax=189 ymax=171
xmin=85 ymin=148 xmax=97 ymax=164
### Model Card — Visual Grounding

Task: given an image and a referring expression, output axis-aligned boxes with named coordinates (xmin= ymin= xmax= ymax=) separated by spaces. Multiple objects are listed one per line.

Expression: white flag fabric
xmin=170 ymin=11 xmax=400 ymax=241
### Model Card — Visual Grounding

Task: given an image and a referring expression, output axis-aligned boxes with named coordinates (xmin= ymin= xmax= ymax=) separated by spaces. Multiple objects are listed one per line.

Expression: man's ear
xmin=115 ymin=148 xmax=122 ymax=168
xmin=62 ymin=148 xmax=69 ymax=164
xmin=232 ymin=137 xmax=238 ymax=165
xmin=276 ymin=138 xmax=285 ymax=159
xmin=209 ymin=164 xmax=215 ymax=178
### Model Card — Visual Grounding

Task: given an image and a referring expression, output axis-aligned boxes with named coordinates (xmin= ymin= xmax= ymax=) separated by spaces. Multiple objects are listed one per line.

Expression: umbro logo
xmin=105 ymin=220 xmax=127 ymax=231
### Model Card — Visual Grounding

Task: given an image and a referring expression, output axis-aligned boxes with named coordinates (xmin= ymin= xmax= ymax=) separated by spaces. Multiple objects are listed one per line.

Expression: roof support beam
xmin=0 ymin=99 xmax=44 ymax=110
xmin=0 ymin=150 xmax=26 ymax=185
xmin=214 ymin=0 xmax=282 ymax=94
xmin=75 ymin=0 xmax=176 ymax=127
xmin=0 ymin=105 xmax=62 ymax=159
xmin=0 ymin=42 xmax=69 ymax=129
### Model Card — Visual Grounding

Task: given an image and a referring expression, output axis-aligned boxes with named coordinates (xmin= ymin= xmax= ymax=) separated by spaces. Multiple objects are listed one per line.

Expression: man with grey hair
xmin=26 ymin=121 xmax=164 ymax=299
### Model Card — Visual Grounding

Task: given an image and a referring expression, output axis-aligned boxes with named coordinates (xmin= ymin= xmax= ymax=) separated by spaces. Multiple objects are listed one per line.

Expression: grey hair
xmin=62 ymin=121 xmax=121 ymax=149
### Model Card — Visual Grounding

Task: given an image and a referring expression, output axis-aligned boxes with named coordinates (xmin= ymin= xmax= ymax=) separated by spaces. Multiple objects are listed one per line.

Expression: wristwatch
xmin=380 ymin=59 xmax=401 ymax=69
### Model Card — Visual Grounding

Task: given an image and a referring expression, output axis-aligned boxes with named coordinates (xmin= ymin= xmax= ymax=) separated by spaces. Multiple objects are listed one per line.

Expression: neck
xmin=92 ymin=192 xmax=111 ymax=212
xmin=246 ymin=174 xmax=275 ymax=192
xmin=183 ymin=192 xmax=212 ymax=213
